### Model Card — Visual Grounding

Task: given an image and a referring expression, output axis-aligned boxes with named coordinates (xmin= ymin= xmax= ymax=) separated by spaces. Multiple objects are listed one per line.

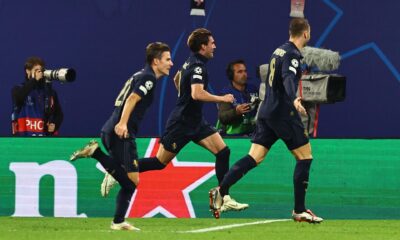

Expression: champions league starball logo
xmin=291 ymin=59 xmax=299 ymax=68
xmin=145 ymin=81 xmax=153 ymax=90
xmin=194 ymin=67 xmax=202 ymax=74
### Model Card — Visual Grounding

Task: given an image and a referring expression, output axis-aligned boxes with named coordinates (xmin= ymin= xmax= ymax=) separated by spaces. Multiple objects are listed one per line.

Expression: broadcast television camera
xmin=256 ymin=46 xmax=346 ymax=136
xmin=256 ymin=46 xmax=345 ymax=103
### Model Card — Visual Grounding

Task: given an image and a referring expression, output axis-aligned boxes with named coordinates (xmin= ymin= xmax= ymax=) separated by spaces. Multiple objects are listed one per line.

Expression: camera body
xmin=44 ymin=68 xmax=76 ymax=83
xmin=249 ymin=95 xmax=260 ymax=110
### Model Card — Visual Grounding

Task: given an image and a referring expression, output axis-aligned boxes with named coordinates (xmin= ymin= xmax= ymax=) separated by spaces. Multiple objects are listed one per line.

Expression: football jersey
xmin=258 ymin=41 xmax=303 ymax=120
xmin=102 ymin=64 xmax=157 ymax=136
xmin=167 ymin=53 xmax=209 ymax=126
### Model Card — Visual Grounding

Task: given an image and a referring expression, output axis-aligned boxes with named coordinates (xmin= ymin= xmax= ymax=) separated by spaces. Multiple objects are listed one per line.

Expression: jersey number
xmin=174 ymin=70 xmax=182 ymax=97
xmin=268 ymin=58 xmax=276 ymax=87
xmin=114 ymin=78 xmax=133 ymax=107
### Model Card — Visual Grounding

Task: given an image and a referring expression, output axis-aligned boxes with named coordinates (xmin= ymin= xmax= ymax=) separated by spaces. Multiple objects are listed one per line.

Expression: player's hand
xmin=47 ymin=123 xmax=55 ymax=133
xmin=293 ymin=97 xmax=307 ymax=115
xmin=221 ymin=94 xmax=234 ymax=103
xmin=114 ymin=122 xmax=129 ymax=138
xmin=236 ymin=103 xmax=251 ymax=115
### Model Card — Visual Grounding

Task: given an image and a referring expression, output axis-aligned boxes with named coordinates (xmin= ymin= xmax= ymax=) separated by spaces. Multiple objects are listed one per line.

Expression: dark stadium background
xmin=1 ymin=0 xmax=399 ymax=137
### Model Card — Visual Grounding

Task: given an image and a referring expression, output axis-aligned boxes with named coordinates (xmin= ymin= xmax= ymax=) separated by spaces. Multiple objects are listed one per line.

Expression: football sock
xmin=92 ymin=148 xmax=118 ymax=174
xmin=215 ymin=147 xmax=230 ymax=185
xmin=138 ymin=157 xmax=166 ymax=173
xmin=113 ymin=183 xmax=136 ymax=223
xmin=92 ymin=148 xmax=134 ymax=187
xmin=92 ymin=148 xmax=138 ymax=223
xmin=293 ymin=159 xmax=312 ymax=213
xmin=219 ymin=155 xmax=257 ymax=197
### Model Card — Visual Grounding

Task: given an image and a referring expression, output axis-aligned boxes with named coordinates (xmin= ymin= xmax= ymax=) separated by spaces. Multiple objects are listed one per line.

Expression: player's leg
xmin=137 ymin=143 xmax=173 ymax=173
xmin=138 ymin=143 xmax=178 ymax=172
xmin=275 ymin=119 xmax=323 ymax=223
xmin=216 ymin=143 xmax=266 ymax=196
xmin=290 ymin=143 xmax=322 ymax=223
xmin=111 ymin=138 xmax=141 ymax=230
xmin=291 ymin=142 xmax=312 ymax=213
xmin=210 ymin=120 xmax=276 ymax=216
xmin=214 ymin=143 xmax=267 ymax=213
xmin=138 ymin=125 xmax=187 ymax=172
xmin=218 ymin=119 xmax=275 ymax=197
xmin=70 ymin=134 xmax=124 ymax=188
xmin=197 ymin=132 xmax=247 ymax=216
xmin=70 ymin=139 xmax=99 ymax=161
xmin=196 ymin=132 xmax=230 ymax=185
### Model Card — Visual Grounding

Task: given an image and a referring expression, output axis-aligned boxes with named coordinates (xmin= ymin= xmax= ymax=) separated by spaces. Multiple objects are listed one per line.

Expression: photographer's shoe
xmin=101 ymin=173 xmax=117 ymax=197
xmin=292 ymin=209 xmax=323 ymax=223
xmin=70 ymin=140 xmax=98 ymax=161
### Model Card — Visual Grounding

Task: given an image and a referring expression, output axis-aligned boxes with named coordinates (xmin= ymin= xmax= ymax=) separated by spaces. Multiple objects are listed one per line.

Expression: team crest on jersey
xmin=194 ymin=67 xmax=202 ymax=74
xmin=145 ymin=81 xmax=153 ymax=90
xmin=291 ymin=59 xmax=299 ymax=68
xmin=172 ymin=142 xmax=177 ymax=150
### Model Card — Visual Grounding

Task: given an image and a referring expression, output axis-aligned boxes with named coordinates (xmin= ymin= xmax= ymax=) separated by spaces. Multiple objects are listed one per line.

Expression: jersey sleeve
xmin=281 ymin=53 xmax=301 ymax=102
xmin=133 ymin=75 xmax=156 ymax=98
xmin=190 ymin=65 xmax=206 ymax=84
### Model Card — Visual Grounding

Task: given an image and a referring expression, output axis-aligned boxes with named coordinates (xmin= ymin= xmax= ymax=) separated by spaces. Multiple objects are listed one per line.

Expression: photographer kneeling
xmin=216 ymin=59 xmax=259 ymax=136
xmin=12 ymin=57 xmax=63 ymax=136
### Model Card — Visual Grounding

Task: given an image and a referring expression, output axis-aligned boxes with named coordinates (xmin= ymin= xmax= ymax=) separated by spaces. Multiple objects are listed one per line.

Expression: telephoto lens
xmin=43 ymin=68 xmax=76 ymax=83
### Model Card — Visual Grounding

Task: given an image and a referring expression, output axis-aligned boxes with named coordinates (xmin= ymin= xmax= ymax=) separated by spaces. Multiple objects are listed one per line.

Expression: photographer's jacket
xmin=11 ymin=79 xmax=63 ymax=136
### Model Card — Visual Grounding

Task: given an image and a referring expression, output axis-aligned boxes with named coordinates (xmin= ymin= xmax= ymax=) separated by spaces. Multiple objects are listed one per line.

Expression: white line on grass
xmin=178 ymin=219 xmax=291 ymax=233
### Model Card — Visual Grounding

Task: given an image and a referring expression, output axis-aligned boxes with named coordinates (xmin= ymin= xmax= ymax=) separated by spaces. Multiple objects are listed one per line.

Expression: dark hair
xmin=289 ymin=18 xmax=310 ymax=37
xmin=24 ymin=56 xmax=45 ymax=79
xmin=24 ymin=56 xmax=45 ymax=71
xmin=146 ymin=42 xmax=171 ymax=65
xmin=226 ymin=59 xmax=245 ymax=81
xmin=187 ymin=28 xmax=212 ymax=53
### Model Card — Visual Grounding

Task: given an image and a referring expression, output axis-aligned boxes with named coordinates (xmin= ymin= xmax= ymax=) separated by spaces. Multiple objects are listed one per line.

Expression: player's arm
xmin=191 ymin=84 xmax=234 ymax=103
xmin=173 ymin=70 xmax=181 ymax=91
xmin=282 ymin=55 xmax=306 ymax=115
xmin=114 ymin=93 xmax=142 ymax=138
xmin=190 ymin=65 xmax=234 ymax=103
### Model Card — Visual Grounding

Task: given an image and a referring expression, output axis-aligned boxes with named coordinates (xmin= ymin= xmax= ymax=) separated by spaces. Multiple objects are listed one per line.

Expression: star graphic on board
xmin=126 ymin=138 xmax=215 ymax=218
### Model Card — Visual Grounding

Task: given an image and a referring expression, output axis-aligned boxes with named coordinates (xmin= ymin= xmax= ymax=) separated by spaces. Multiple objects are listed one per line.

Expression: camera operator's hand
xmin=115 ymin=122 xmax=129 ymax=139
xmin=221 ymin=94 xmax=235 ymax=103
xmin=47 ymin=123 xmax=56 ymax=133
xmin=235 ymin=103 xmax=251 ymax=115
xmin=294 ymin=97 xmax=307 ymax=115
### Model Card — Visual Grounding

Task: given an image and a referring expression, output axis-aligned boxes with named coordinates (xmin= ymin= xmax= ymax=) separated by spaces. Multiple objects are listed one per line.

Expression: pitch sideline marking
xmin=178 ymin=219 xmax=291 ymax=233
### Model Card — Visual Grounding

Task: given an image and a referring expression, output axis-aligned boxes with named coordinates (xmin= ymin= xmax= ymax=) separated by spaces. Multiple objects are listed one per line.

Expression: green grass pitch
xmin=1 ymin=217 xmax=399 ymax=240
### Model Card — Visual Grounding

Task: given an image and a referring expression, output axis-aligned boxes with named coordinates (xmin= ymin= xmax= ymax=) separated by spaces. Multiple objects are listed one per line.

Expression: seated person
xmin=11 ymin=57 xmax=63 ymax=136
xmin=216 ymin=59 xmax=259 ymax=136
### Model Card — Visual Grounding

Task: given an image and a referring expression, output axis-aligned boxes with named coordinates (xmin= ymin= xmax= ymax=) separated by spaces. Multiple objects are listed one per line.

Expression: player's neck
xmin=289 ymin=38 xmax=305 ymax=51
xmin=151 ymin=66 xmax=163 ymax=79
